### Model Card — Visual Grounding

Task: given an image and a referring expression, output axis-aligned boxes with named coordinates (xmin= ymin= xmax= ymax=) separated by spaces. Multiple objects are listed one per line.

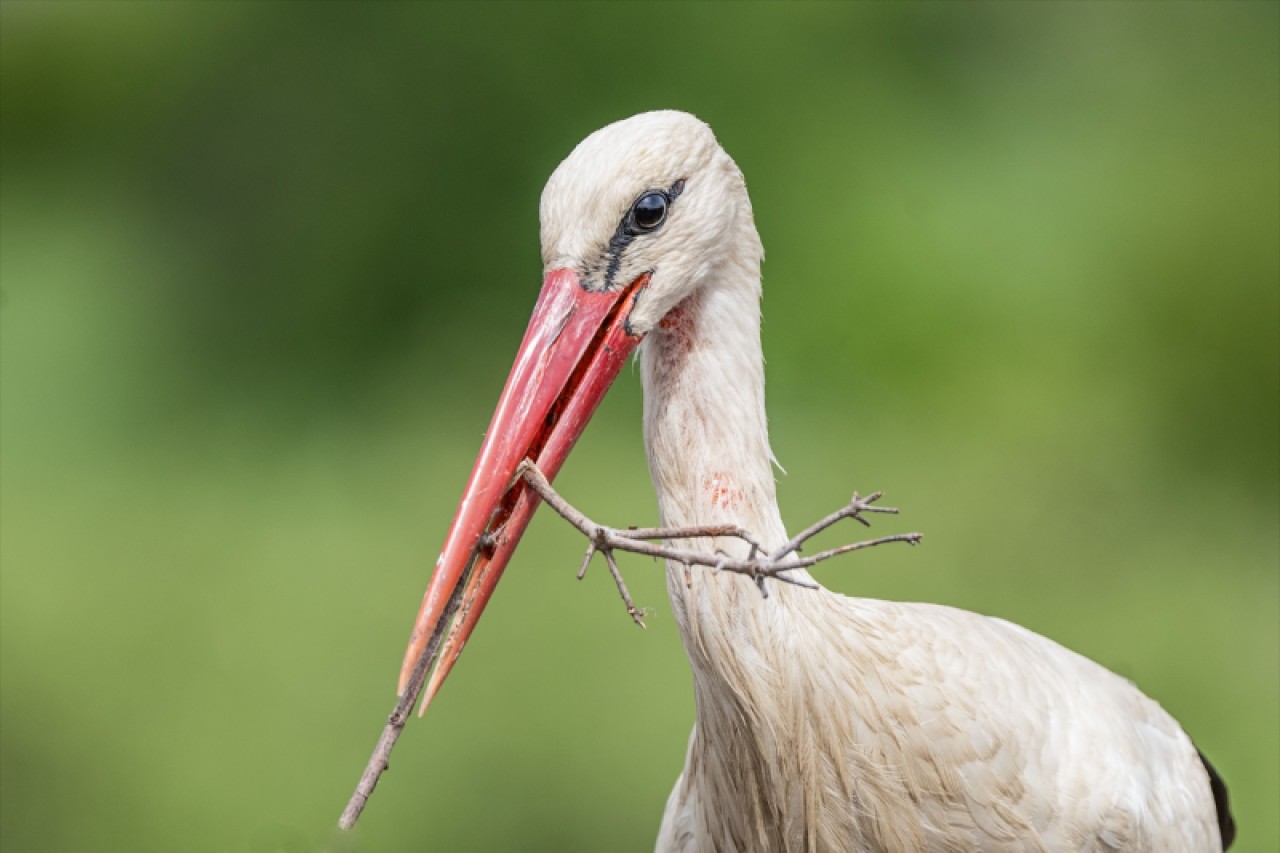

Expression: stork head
xmin=541 ymin=110 xmax=755 ymax=333
xmin=397 ymin=111 xmax=754 ymax=710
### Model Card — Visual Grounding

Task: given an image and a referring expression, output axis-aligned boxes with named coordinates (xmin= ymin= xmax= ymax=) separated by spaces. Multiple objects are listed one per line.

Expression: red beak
xmin=398 ymin=268 xmax=646 ymax=712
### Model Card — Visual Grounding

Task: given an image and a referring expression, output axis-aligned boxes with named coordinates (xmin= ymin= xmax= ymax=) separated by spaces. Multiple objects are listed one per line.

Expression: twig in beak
xmin=339 ymin=460 xmax=921 ymax=831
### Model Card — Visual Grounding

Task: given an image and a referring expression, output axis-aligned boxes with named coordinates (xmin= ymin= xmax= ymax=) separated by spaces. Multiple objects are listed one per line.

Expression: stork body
xmin=400 ymin=111 xmax=1233 ymax=851
xmin=639 ymin=197 xmax=1220 ymax=851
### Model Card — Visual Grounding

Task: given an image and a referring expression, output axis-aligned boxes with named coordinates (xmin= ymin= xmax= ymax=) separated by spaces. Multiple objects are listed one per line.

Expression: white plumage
xmin=405 ymin=110 xmax=1235 ymax=852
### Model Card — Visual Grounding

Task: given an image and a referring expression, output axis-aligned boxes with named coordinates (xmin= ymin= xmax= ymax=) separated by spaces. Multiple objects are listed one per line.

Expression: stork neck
xmin=639 ymin=218 xmax=835 ymax=852
xmin=639 ymin=248 xmax=798 ymax=629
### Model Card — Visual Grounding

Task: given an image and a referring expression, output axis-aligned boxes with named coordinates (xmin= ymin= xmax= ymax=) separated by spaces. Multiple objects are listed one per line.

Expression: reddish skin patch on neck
xmin=703 ymin=470 xmax=744 ymax=512
xmin=649 ymin=295 xmax=700 ymax=398
xmin=657 ymin=294 xmax=698 ymax=361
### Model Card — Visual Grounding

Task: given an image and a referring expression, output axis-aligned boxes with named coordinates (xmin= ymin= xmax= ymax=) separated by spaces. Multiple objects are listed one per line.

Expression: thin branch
xmin=602 ymin=548 xmax=647 ymax=627
xmin=768 ymin=491 xmax=895 ymax=561
xmin=614 ymin=524 xmax=764 ymax=558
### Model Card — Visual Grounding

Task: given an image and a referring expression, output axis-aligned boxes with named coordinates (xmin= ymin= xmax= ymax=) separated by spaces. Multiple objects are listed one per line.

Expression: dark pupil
xmin=632 ymin=192 xmax=668 ymax=231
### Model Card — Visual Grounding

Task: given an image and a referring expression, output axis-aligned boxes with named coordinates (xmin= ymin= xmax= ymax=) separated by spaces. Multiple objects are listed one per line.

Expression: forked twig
xmin=516 ymin=459 xmax=921 ymax=609
xmin=338 ymin=459 xmax=921 ymax=831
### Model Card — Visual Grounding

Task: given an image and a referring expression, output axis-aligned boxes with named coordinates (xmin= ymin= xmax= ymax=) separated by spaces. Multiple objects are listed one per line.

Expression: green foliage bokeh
xmin=2 ymin=3 xmax=1276 ymax=851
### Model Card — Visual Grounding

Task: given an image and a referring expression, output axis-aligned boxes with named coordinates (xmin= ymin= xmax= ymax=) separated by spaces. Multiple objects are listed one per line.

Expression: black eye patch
xmin=602 ymin=178 xmax=687 ymax=289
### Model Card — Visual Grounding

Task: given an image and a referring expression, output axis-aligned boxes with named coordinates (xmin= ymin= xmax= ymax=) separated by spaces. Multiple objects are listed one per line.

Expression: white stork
xmin=396 ymin=111 xmax=1234 ymax=851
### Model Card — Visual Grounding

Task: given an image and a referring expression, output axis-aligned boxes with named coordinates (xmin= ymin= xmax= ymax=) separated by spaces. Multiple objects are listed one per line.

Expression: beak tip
xmin=418 ymin=661 xmax=449 ymax=717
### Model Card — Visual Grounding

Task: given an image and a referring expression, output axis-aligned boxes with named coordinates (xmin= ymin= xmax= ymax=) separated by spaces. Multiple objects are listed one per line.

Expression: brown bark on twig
xmin=337 ymin=459 xmax=921 ymax=830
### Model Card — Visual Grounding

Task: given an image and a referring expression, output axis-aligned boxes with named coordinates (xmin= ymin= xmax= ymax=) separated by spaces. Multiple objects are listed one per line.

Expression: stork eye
xmin=629 ymin=191 xmax=669 ymax=233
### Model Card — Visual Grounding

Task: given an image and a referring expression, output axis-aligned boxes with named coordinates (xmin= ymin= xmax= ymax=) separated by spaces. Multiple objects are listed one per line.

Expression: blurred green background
xmin=2 ymin=2 xmax=1276 ymax=851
